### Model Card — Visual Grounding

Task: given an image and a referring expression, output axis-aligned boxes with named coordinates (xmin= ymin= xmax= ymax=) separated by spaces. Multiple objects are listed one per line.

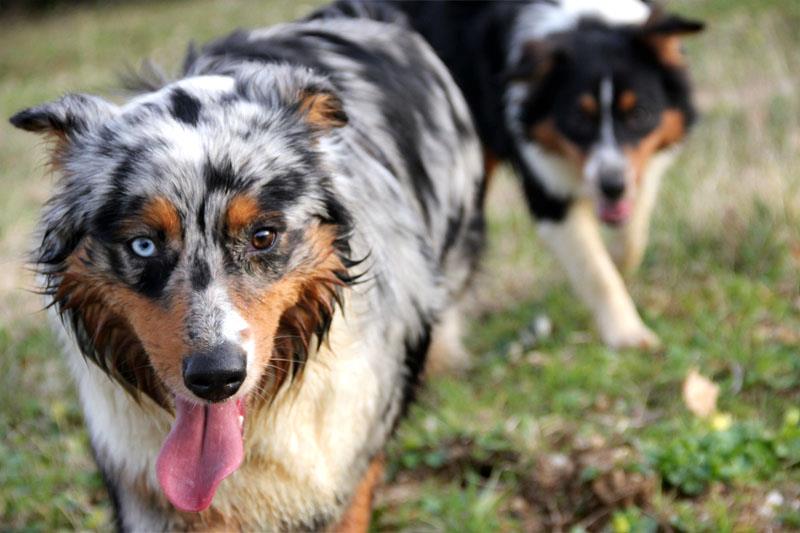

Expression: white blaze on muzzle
xmin=585 ymin=77 xmax=628 ymax=189
xmin=219 ymin=297 xmax=255 ymax=372
xmin=190 ymin=284 xmax=255 ymax=371
xmin=585 ymin=77 xmax=635 ymax=224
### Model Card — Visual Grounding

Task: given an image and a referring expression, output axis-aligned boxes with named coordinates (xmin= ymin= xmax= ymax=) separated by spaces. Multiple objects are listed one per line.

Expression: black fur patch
xmin=399 ymin=318 xmax=432 ymax=417
xmin=256 ymin=171 xmax=309 ymax=214
xmin=441 ymin=205 xmax=465 ymax=260
xmin=135 ymin=248 xmax=179 ymax=299
xmin=204 ymin=158 xmax=251 ymax=193
xmin=169 ymin=87 xmax=202 ymax=126
xmin=93 ymin=147 xmax=145 ymax=241
xmin=190 ymin=255 xmax=211 ymax=291
xmin=513 ymin=149 xmax=572 ymax=222
xmin=196 ymin=197 xmax=207 ymax=234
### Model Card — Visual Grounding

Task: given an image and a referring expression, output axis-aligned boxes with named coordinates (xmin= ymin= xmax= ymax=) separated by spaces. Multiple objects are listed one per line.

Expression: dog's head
xmin=11 ymin=65 xmax=353 ymax=511
xmin=506 ymin=7 xmax=704 ymax=224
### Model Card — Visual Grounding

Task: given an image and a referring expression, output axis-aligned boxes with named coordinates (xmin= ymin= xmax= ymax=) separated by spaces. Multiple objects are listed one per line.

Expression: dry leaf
xmin=682 ymin=368 xmax=719 ymax=418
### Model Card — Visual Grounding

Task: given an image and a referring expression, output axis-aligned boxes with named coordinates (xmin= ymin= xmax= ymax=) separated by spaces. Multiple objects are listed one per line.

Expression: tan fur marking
xmin=482 ymin=146 xmax=500 ymax=184
xmin=530 ymin=119 xmax=587 ymax=169
xmin=299 ymin=91 xmax=347 ymax=130
xmin=332 ymin=456 xmax=384 ymax=533
xmin=226 ymin=194 xmax=261 ymax=234
xmin=61 ymin=245 xmax=189 ymax=396
xmin=42 ymin=131 xmax=70 ymax=174
xmin=55 ymin=245 xmax=171 ymax=406
xmin=625 ymin=110 xmax=685 ymax=184
xmin=647 ymin=35 xmax=686 ymax=67
xmin=517 ymin=40 xmax=557 ymax=82
xmin=579 ymin=93 xmax=598 ymax=116
xmin=104 ymin=282 xmax=190 ymax=395
xmin=140 ymin=197 xmax=181 ymax=240
xmin=232 ymin=223 xmax=347 ymax=402
xmin=618 ymin=90 xmax=638 ymax=113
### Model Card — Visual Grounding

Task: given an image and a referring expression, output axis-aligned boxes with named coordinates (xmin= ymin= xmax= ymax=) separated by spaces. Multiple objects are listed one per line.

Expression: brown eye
xmin=250 ymin=228 xmax=277 ymax=251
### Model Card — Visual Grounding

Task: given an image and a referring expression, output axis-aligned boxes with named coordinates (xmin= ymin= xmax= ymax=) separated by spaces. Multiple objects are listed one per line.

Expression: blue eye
xmin=130 ymin=237 xmax=157 ymax=258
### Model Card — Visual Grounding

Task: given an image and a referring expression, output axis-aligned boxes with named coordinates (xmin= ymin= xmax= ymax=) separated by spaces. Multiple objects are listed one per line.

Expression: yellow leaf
xmin=711 ymin=412 xmax=733 ymax=431
xmin=612 ymin=513 xmax=631 ymax=533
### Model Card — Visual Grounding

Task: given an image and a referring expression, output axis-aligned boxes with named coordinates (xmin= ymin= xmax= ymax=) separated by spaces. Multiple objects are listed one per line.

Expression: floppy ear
xmin=11 ymin=94 xmax=116 ymax=267
xmin=10 ymin=93 xmax=117 ymax=137
xmin=10 ymin=93 xmax=118 ymax=168
xmin=235 ymin=65 xmax=348 ymax=132
xmin=504 ymin=39 xmax=568 ymax=84
xmin=639 ymin=11 xmax=705 ymax=67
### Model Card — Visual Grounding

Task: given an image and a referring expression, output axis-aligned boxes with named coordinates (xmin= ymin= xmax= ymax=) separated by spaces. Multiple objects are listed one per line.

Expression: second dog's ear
xmin=639 ymin=11 xmax=705 ymax=67
xmin=10 ymin=93 xmax=117 ymax=138
xmin=504 ymin=39 xmax=568 ymax=84
xmin=297 ymin=88 xmax=348 ymax=131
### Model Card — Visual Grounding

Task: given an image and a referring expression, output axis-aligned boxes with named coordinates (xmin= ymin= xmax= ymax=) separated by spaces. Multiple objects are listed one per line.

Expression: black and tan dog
xmin=392 ymin=0 xmax=704 ymax=349
xmin=10 ymin=7 xmax=484 ymax=531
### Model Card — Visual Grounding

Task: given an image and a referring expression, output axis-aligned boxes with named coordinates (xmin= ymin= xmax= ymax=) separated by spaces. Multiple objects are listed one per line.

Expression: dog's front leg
xmin=539 ymin=200 xmax=660 ymax=350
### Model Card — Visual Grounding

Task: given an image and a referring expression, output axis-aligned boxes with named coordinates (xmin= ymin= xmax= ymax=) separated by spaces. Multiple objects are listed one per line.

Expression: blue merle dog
xmin=10 ymin=8 xmax=484 ymax=531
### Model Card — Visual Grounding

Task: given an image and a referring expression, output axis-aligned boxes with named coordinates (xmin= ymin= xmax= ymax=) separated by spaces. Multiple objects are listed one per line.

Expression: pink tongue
xmin=156 ymin=397 xmax=244 ymax=512
xmin=599 ymin=198 xmax=632 ymax=225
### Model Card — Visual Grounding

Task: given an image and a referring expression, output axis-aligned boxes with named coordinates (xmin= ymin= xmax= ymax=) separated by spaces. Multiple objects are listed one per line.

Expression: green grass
xmin=1 ymin=0 xmax=799 ymax=530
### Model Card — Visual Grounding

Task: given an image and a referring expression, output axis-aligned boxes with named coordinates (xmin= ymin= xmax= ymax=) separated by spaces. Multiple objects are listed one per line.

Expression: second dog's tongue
xmin=156 ymin=397 xmax=243 ymax=512
xmin=599 ymin=198 xmax=632 ymax=225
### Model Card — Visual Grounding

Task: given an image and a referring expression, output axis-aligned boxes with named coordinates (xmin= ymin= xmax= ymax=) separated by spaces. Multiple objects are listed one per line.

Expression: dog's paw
xmin=601 ymin=321 xmax=661 ymax=351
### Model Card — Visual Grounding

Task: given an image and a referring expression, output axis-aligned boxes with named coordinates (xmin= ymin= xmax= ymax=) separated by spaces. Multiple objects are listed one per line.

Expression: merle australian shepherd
xmin=10 ymin=7 xmax=484 ymax=531
xmin=392 ymin=0 xmax=704 ymax=349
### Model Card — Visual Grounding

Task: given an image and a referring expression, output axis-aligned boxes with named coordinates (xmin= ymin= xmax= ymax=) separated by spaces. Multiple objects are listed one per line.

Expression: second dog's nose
xmin=599 ymin=172 xmax=626 ymax=201
xmin=182 ymin=343 xmax=247 ymax=402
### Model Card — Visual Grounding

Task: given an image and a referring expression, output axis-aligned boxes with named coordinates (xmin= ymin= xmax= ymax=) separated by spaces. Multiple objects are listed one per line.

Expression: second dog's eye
xmin=250 ymin=228 xmax=277 ymax=251
xmin=130 ymin=237 xmax=157 ymax=258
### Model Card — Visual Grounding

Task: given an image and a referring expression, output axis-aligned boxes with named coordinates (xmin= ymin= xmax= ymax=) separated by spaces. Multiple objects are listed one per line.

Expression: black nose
xmin=599 ymin=172 xmax=626 ymax=201
xmin=182 ymin=343 xmax=247 ymax=402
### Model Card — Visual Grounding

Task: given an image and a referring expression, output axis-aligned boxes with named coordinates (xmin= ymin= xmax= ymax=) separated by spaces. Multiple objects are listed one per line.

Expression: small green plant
xmin=646 ymin=410 xmax=800 ymax=496
xmin=610 ymin=507 xmax=658 ymax=533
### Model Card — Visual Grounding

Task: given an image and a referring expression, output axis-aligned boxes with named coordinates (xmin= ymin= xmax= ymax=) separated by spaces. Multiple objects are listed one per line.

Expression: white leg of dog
xmin=611 ymin=150 xmax=676 ymax=277
xmin=539 ymin=201 xmax=660 ymax=350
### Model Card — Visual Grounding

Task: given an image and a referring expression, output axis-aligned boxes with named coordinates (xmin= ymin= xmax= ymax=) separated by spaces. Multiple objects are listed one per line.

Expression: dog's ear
xmin=504 ymin=39 xmax=568 ymax=84
xmin=10 ymin=93 xmax=117 ymax=138
xmin=639 ymin=10 xmax=705 ymax=67
xmin=297 ymin=87 xmax=348 ymax=131
xmin=12 ymin=95 xmax=116 ymax=268
xmin=235 ymin=65 xmax=348 ymax=132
